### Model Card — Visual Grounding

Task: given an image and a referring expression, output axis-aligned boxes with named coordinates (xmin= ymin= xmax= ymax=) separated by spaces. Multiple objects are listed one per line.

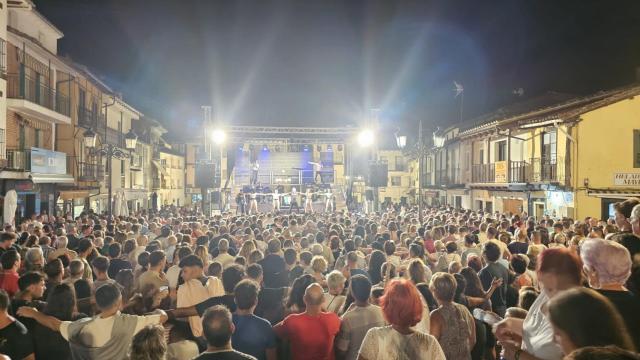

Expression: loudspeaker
xmin=368 ymin=163 xmax=388 ymax=187
xmin=196 ymin=163 xmax=220 ymax=188
xmin=365 ymin=190 xmax=374 ymax=201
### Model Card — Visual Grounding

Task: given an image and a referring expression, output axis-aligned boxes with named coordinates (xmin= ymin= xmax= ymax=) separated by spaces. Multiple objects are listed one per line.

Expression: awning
xmin=59 ymin=190 xmax=91 ymax=200
xmin=151 ymin=160 xmax=168 ymax=176
xmin=587 ymin=188 xmax=640 ymax=199
xmin=30 ymin=173 xmax=75 ymax=184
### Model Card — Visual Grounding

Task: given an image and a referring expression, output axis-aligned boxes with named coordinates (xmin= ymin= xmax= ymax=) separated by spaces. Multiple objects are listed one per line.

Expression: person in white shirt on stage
xmin=249 ymin=190 xmax=258 ymax=214
xmin=305 ymin=188 xmax=315 ymax=213
xmin=325 ymin=189 xmax=334 ymax=213
xmin=272 ymin=189 xmax=281 ymax=212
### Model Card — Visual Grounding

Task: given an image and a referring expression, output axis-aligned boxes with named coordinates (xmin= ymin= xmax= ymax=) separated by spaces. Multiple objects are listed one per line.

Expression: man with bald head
xmin=273 ymin=283 xmax=340 ymax=360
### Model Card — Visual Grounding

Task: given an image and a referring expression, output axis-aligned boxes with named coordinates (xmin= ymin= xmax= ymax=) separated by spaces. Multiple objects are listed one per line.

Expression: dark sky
xmin=34 ymin=0 xmax=640 ymax=137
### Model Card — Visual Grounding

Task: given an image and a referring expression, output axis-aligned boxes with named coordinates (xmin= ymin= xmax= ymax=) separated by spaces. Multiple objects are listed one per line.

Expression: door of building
xmin=503 ymin=199 xmax=523 ymax=215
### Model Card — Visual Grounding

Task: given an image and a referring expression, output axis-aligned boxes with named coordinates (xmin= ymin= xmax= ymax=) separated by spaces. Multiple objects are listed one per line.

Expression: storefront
xmin=545 ymin=190 xmax=575 ymax=218
xmin=1 ymin=148 xmax=74 ymax=224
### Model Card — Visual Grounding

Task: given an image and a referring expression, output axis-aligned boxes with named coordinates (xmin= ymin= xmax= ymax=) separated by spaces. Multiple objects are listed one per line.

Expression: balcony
xmin=7 ymin=73 xmax=71 ymax=124
xmin=472 ymin=163 xmax=496 ymax=183
xmin=130 ymin=154 xmax=143 ymax=171
xmin=77 ymin=107 xmax=106 ymax=130
xmin=470 ymin=158 xmax=569 ymax=186
xmin=6 ymin=148 xmax=31 ymax=171
xmin=105 ymin=128 xmax=124 ymax=147
xmin=78 ymin=161 xmax=105 ymax=181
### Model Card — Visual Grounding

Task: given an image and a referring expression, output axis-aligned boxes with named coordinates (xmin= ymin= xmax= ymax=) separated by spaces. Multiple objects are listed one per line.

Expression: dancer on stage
xmin=289 ymin=187 xmax=300 ymax=214
xmin=248 ymin=189 xmax=258 ymax=214
xmin=272 ymin=189 xmax=281 ymax=212
xmin=324 ymin=188 xmax=334 ymax=213
xmin=304 ymin=188 xmax=315 ymax=213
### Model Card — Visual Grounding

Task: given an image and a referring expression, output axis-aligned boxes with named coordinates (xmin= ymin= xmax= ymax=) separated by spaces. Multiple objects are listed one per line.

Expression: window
xmin=395 ymin=156 xmax=405 ymax=171
xmin=19 ymin=125 xmax=25 ymax=150
xmin=496 ymin=141 xmax=507 ymax=161
xmin=34 ymin=129 xmax=40 ymax=148
xmin=479 ymin=149 xmax=484 ymax=164
xmin=391 ymin=176 xmax=402 ymax=186
xmin=120 ymin=160 xmax=125 ymax=188
xmin=541 ymin=131 xmax=557 ymax=161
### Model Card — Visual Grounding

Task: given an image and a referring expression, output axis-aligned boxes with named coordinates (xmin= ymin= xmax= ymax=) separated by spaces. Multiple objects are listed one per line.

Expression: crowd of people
xmin=0 ymin=196 xmax=639 ymax=360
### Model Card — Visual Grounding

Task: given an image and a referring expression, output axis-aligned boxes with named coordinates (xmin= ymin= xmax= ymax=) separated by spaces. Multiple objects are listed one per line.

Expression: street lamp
xmin=357 ymin=129 xmax=375 ymax=147
xmin=211 ymin=128 xmax=226 ymax=145
xmin=433 ymin=132 xmax=446 ymax=148
xmin=84 ymin=128 xmax=138 ymax=220
xmin=395 ymin=134 xmax=407 ymax=149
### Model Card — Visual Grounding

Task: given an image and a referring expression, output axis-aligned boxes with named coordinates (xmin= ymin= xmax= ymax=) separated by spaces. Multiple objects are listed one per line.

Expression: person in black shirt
xmin=258 ymin=240 xmax=287 ymax=288
xmin=11 ymin=272 xmax=46 ymax=332
xmin=194 ymin=305 xmax=256 ymax=360
xmin=107 ymin=242 xmax=132 ymax=279
xmin=0 ymin=289 xmax=34 ymax=360
xmin=478 ymin=242 xmax=510 ymax=317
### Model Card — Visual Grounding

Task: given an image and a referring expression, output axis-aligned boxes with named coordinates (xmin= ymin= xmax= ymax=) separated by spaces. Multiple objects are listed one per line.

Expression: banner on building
xmin=613 ymin=173 xmax=640 ymax=186
xmin=30 ymin=147 xmax=67 ymax=175
xmin=495 ymin=161 xmax=507 ymax=183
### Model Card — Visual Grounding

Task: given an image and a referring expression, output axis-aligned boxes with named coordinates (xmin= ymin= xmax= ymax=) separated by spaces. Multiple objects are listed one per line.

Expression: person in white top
xmin=494 ymin=248 xmax=581 ymax=360
xmin=17 ymin=283 xmax=168 ymax=359
xmin=272 ymin=189 xmax=281 ymax=212
xmin=249 ymin=191 xmax=259 ymax=214
xmin=176 ymin=255 xmax=224 ymax=337
xmin=325 ymin=189 xmax=334 ymax=213
xmin=357 ymin=279 xmax=445 ymax=360
xmin=303 ymin=188 xmax=314 ymax=214
xmin=212 ymin=239 xmax=235 ymax=268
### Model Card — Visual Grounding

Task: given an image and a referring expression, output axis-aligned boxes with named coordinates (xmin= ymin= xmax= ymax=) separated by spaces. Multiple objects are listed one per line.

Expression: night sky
xmin=34 ymin=0 xmax=640 ymax=137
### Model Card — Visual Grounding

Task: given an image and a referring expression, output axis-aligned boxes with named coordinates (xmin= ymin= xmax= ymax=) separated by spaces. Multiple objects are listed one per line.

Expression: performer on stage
xmin=304 ymin=188 xmax=315 ymax=213
xmin=235 ymin=191 xmax=245 ymax=215
xmin=248 ymin=189 xmax=258 ymax=214
xmin=289 ymin=187 xmax=300 ymax=214
xmin=309 ymin=161 xmax=324 ymax=184
xmin=324 ymin=188 xmax=334 ymax=213
xmin=250 ymin=161 xmax=260 ymax=185
xmin=272 ymin=189 xmax=281 ymax=212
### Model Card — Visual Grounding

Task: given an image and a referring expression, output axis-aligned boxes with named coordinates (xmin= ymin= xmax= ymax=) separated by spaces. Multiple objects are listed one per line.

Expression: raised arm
xmin=17 ymin=307 xmax=62 ymax=332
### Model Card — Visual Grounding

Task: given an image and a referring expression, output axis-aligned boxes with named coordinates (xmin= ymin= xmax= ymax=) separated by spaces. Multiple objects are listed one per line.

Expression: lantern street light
xmin=84 ymin=128 xmax=138 ymax=221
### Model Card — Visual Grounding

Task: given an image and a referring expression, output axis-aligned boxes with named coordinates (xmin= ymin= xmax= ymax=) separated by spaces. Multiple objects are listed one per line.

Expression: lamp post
xmin=432 ymin=129 xmax=446 ymax=208
xmin=395 ymin=131 xmax=407 ymax=208
xmin=83 ymin=128 xmax=138 ymax=221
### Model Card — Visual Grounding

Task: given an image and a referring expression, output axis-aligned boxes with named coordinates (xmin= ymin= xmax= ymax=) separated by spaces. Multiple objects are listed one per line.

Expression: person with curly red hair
xmin=357 ymin=279 xmax=445 ymax=360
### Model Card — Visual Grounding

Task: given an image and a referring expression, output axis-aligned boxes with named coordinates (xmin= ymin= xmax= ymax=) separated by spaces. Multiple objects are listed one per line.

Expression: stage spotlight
xmin=211 ymin=129 xmax=226 ymax=145
xmin=357 ymin=129 xmax=374 ymax=147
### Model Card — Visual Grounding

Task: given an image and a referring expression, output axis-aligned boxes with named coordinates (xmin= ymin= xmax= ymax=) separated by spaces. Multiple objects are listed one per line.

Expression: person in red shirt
xmin=274 ymin=283 xmax=340 ymax=360
xmin=0 ymin=250 xmax=21 ymax=297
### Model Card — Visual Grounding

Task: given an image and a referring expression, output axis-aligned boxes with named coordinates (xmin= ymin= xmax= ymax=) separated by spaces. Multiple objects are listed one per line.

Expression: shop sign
xmin=613 ymin=173 xmax=640 ymax=186
xmin=31 ymin=147 xmax=67 ymax=175
xmin=495 ymin=161 xmax=507 ymax=183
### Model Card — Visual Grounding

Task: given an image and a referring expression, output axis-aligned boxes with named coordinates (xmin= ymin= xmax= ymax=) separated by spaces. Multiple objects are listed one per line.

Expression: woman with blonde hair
xmin=194 ymin=245 xmax=210 ymax=268
xmin=311 ymin=255 xmax=328 ymax=287
xmin=238 ymin=240 xmax=256 ymax=260
xmin=429 ymin=272 xmax=476 ymax=360
xmin=129 ymin=325 xmax=167 ymax=360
